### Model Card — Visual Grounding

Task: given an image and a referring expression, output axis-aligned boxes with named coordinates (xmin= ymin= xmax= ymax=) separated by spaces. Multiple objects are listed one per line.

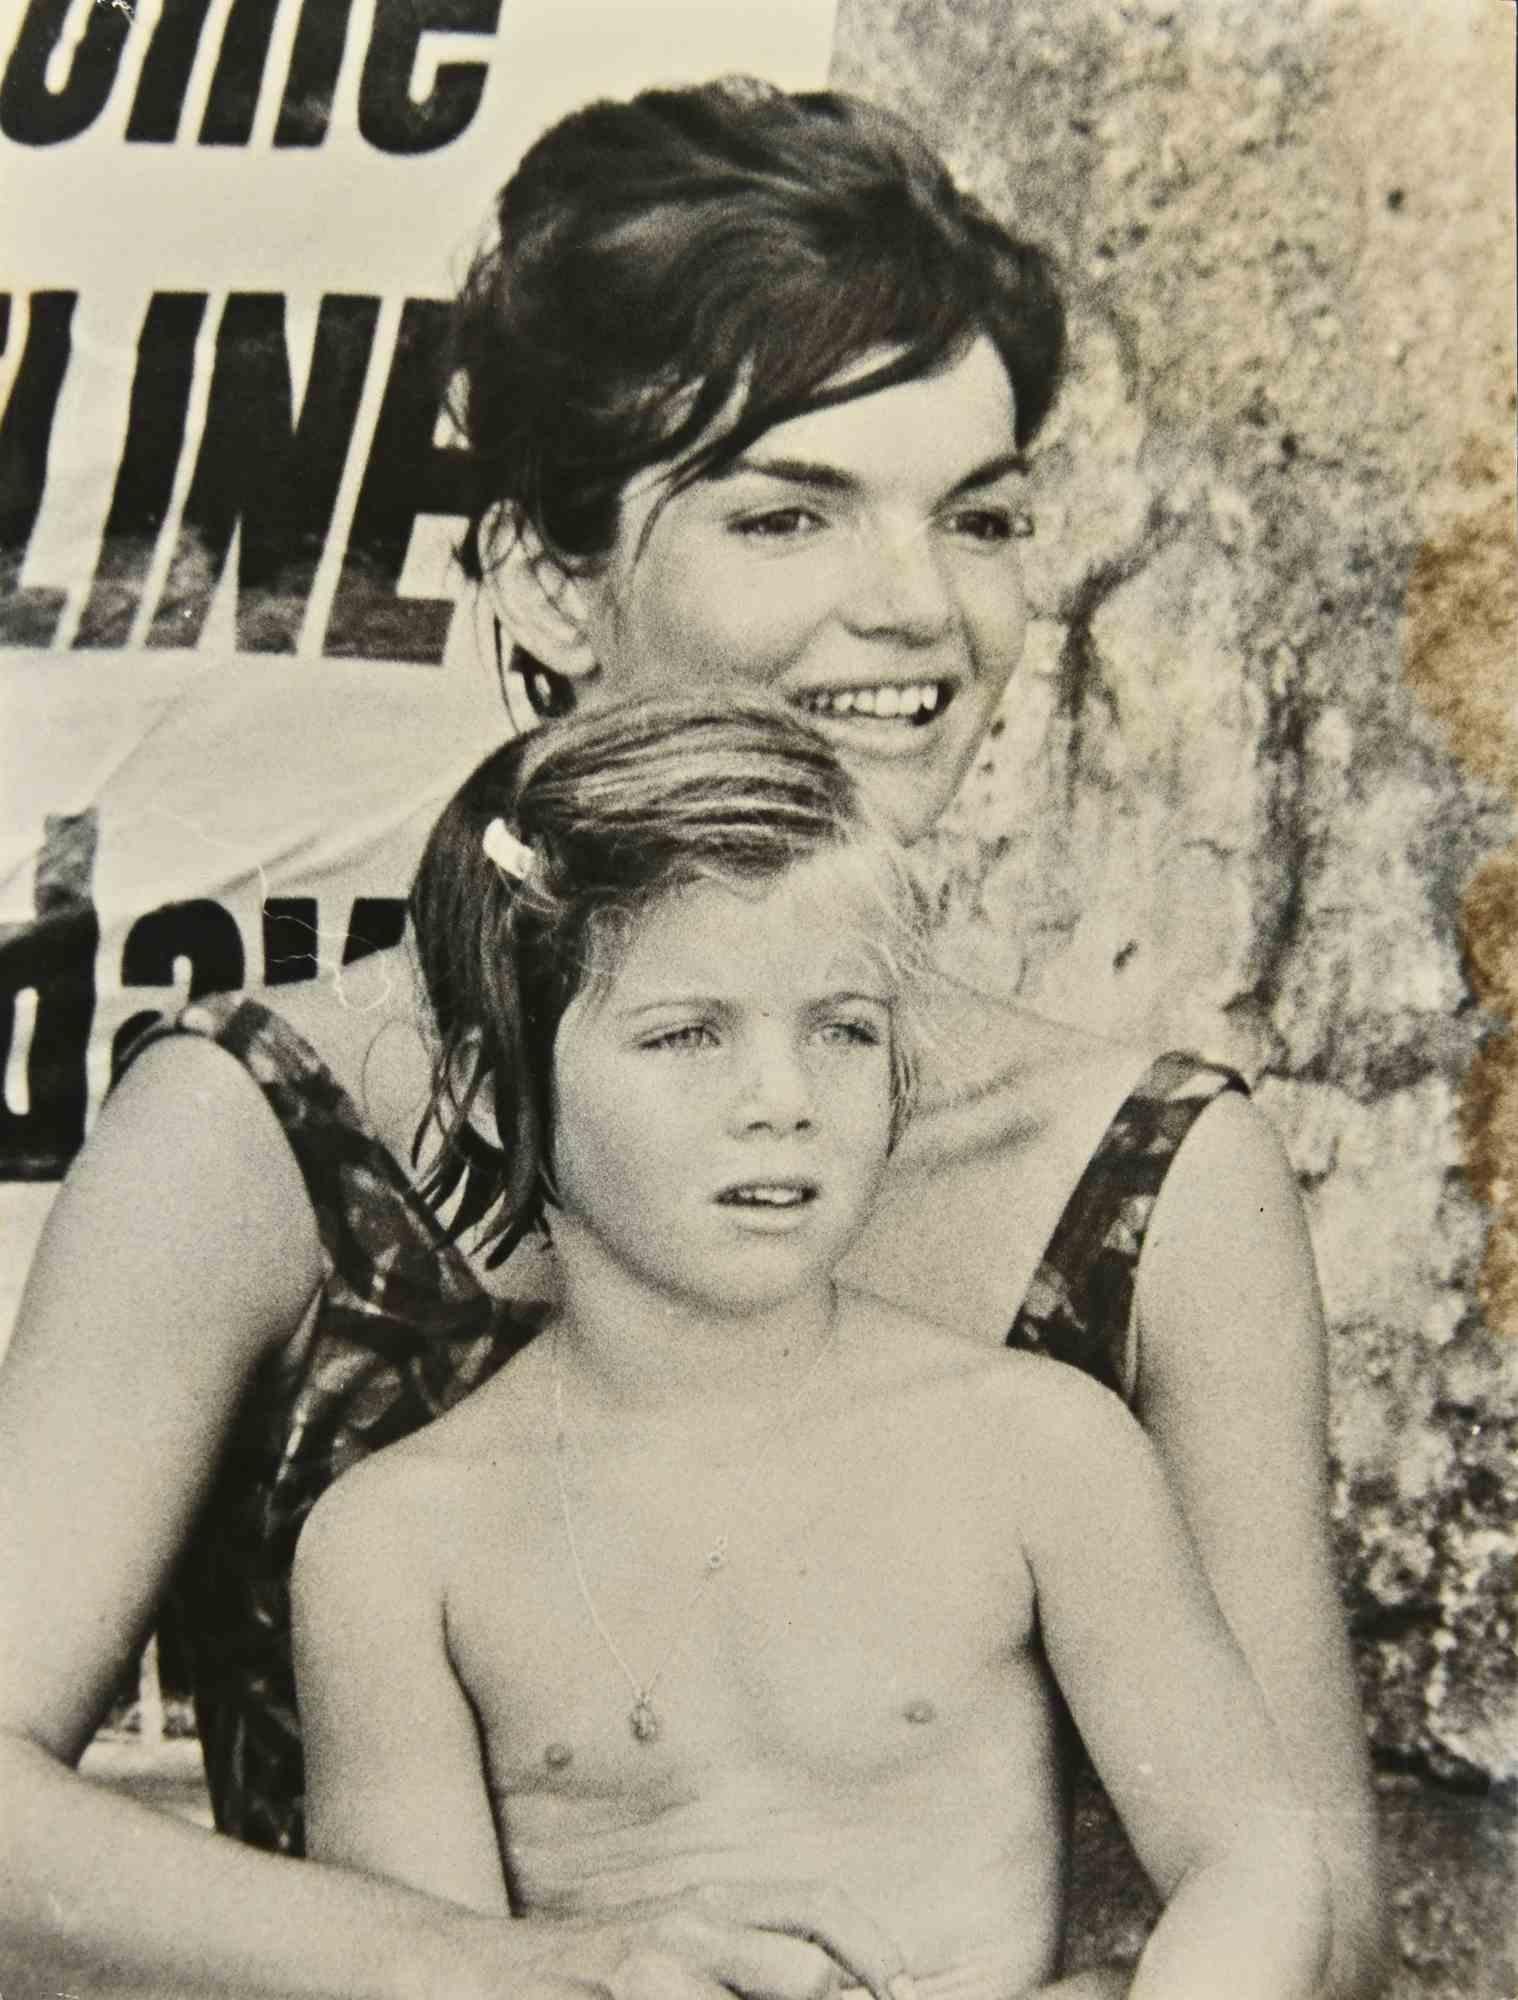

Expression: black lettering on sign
xmin=111 ymin=898 xmax=248 ymax=1097
xmin=125 ymin=0 xmax=215 ymax=145
xmin=121 ymin=899 xmax=245 ymax=997
xmin=324 ymin=298 xmax=469 ymax=664
xmin=262 ymin=897 xmax=318 ymax=984
xmin=146 ymin=293 xmax=379 ymax=654
xmin=359 ymin=0 xmax=500 ymax=155
xmin=74 ymin=293 xmax=207 ymax=651
xmin=0 ymin=813 xmax=98 ymax=1181
xmin=0 ymin=0 xmax=133 ymax=146
xmin=274 ymin=0 xmax=356 ymax=148
xmin=0 ymin=291 xmax=74 ymax=648
xmin=199 ymin=0 xmax=279 ymax=146
xmin=342 ymin=896 xmax=408 ymax=965
xmin=127 ymin=0 xmax=355 ymax=148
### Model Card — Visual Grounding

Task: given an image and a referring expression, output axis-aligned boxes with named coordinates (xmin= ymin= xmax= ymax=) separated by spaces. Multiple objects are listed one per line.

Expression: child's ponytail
xmin=410 ymin=734 xmax=556 ymax=1265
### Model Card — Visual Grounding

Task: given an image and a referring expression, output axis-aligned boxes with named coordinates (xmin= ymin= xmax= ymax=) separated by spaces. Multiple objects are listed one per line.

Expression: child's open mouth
xmin=716 ymin=1183 xmax=818 ymax=1208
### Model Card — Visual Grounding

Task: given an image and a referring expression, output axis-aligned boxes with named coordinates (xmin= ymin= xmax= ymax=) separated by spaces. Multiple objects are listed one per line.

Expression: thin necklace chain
xmin=550 ymin=1293 xmax=841 ymax=1744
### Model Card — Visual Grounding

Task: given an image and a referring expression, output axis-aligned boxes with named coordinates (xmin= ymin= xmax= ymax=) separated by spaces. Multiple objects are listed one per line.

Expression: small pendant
xmin=629 ymin=1693 xmax=661 ymax=1743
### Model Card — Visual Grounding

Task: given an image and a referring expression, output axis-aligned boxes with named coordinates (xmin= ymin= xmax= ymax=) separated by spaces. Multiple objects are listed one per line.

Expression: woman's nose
xmin=840 ymin=518 xmax=954 ymax=645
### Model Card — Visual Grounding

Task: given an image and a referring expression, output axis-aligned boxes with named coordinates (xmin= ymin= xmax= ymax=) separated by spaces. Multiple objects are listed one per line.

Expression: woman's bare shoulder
xmin=849 ymin=1005 xmax=1168 ymax=1340
xmin=252 ymin=946 xmax=436 ymax=1157
xmin=36 ymin=1027 xmax=323 ymax=1362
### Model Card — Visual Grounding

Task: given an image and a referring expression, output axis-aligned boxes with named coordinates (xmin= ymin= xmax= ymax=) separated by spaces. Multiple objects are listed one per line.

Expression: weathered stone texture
xmin=835 ymin=0 xmax=1517 ymax=1787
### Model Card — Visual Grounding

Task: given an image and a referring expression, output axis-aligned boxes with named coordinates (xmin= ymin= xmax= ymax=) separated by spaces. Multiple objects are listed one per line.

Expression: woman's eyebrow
xmin=713 ymin=454 xmax=856 ymax=493
xmin=945 ymin=447 xmax=1030 ymax=496
xmin=710 ymin=445 xmax=1029 ymax=497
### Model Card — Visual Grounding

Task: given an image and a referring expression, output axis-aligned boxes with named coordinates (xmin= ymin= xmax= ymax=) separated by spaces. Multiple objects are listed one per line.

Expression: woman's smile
xmin=793 ymin=680 xmax=949 ymax=724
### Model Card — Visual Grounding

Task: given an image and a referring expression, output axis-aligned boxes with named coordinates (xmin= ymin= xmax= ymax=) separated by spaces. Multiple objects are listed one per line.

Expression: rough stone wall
xmin=833 ymin=0 xmax=1517 ymax=1786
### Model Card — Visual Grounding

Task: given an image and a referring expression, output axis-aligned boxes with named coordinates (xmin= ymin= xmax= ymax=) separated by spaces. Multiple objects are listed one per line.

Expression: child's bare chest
xmin=439 ymin=1423 xmax=1056 ymax=1917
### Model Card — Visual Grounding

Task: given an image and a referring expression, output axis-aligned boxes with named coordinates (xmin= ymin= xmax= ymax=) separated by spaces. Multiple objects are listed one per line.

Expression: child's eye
xmin=819 ymin=1017 xmax=883 ymax=1048
xmin=642 ymin=1023 xmax=718 ymax=1052
xmin=730 ymin=506 xmax=826 ymax=541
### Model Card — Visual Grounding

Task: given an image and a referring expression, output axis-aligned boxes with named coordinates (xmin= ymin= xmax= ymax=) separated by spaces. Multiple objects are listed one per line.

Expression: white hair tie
xmin=482 ymin=817 xmax=536 ymax=882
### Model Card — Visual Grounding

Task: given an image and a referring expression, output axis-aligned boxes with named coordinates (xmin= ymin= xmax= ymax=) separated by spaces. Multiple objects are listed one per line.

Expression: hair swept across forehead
xmin=449 ymin=76 xmax=1065 ymax=582
xmin=409 ymin=693 xmax=927 ymax=1268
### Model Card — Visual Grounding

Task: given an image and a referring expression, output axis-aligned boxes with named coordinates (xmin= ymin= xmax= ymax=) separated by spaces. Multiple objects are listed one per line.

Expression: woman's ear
xmin=484 ymin=507 xmax=602 ymax=683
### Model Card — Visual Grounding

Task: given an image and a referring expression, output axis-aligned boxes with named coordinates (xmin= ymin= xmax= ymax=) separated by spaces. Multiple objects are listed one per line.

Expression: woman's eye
xmin=945 ymin=506 xmax=1014 ymax=545
xmin=731 ymin=506 xmax=825 ymax=541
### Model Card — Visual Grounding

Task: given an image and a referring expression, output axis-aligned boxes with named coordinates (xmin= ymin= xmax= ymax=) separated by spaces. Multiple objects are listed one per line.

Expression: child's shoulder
xmin=294 ymin=1356 xmax=544 ymax=1581
xmin=836 ymin=1299 xmax=1163 ymax=1560
xmin=294 ymin=1441 xmax=470 ymax=1591
xmin=839 ymin=1287 xmax=1149 ymax=1469
xmin=980 ymin=1352 xmax=1175 ymax=1557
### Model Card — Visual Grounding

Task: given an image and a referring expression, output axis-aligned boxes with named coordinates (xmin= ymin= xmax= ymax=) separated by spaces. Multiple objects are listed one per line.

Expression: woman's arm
xmin=0 ymin=1036 xmax=491 ymax=2000
xmin=1135 ymin=1091 xmax=1388 ymax=1997
xmin=1018 ymin=1373 xmax=1331 ymax=2000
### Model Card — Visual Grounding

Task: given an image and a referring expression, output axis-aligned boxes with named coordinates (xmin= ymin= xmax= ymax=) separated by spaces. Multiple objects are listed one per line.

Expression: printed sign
xmin=0 ymin=0 xmax=839 ymax=1205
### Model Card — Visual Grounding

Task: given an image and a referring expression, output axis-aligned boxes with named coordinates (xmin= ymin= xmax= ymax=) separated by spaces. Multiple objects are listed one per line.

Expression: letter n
xmin=146 ymin=293 xmax=379 ymax=654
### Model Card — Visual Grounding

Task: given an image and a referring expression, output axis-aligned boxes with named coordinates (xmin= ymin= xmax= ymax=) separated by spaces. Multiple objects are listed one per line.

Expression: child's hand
xmin=526 ymin=1877 xmax=916 ymax=2000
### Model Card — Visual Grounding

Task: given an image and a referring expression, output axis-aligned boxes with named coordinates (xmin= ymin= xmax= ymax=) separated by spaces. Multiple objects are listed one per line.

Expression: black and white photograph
xmin=1 ymin=2 xmax=1513 ymax=1995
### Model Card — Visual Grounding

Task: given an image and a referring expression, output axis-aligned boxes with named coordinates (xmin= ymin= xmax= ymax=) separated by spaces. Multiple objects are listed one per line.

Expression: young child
xmin=291 ymin=694 xmax=1329 ymax=2000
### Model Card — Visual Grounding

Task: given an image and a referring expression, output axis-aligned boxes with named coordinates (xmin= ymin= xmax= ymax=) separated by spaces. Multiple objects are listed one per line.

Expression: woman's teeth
xmin=720 ymin=1185 xmax=811 ymax=1206
xmin=797 ymin=682 xmax=946 ymax=723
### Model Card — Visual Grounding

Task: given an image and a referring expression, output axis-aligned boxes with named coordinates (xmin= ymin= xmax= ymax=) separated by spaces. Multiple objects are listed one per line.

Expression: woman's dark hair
xmin=449 ymin=76 xmax=1065 ymax=705
xmin=410 ymin=692 xmax=925 ymax=1266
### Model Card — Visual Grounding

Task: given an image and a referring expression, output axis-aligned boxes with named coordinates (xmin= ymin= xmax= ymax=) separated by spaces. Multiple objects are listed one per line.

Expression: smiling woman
xmin=535 ymin=343 xmax=1032 ymax=842
xmin=0 ymin=73 xmax=1384 ymax=2000
xmin=453 ymin=85 xmax=1061 ymax=843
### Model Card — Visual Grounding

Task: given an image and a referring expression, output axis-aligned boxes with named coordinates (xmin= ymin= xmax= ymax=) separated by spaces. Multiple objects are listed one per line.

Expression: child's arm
xmin=292 ymin=1460 xmax=513 ymax=1915
xmin=1012 ymin=1368 xmax=1332 ymax=2000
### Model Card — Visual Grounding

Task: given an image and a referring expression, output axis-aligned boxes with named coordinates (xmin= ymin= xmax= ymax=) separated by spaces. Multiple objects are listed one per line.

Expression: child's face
xmin=550 ymin=857 xmax=897 ymax=1319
